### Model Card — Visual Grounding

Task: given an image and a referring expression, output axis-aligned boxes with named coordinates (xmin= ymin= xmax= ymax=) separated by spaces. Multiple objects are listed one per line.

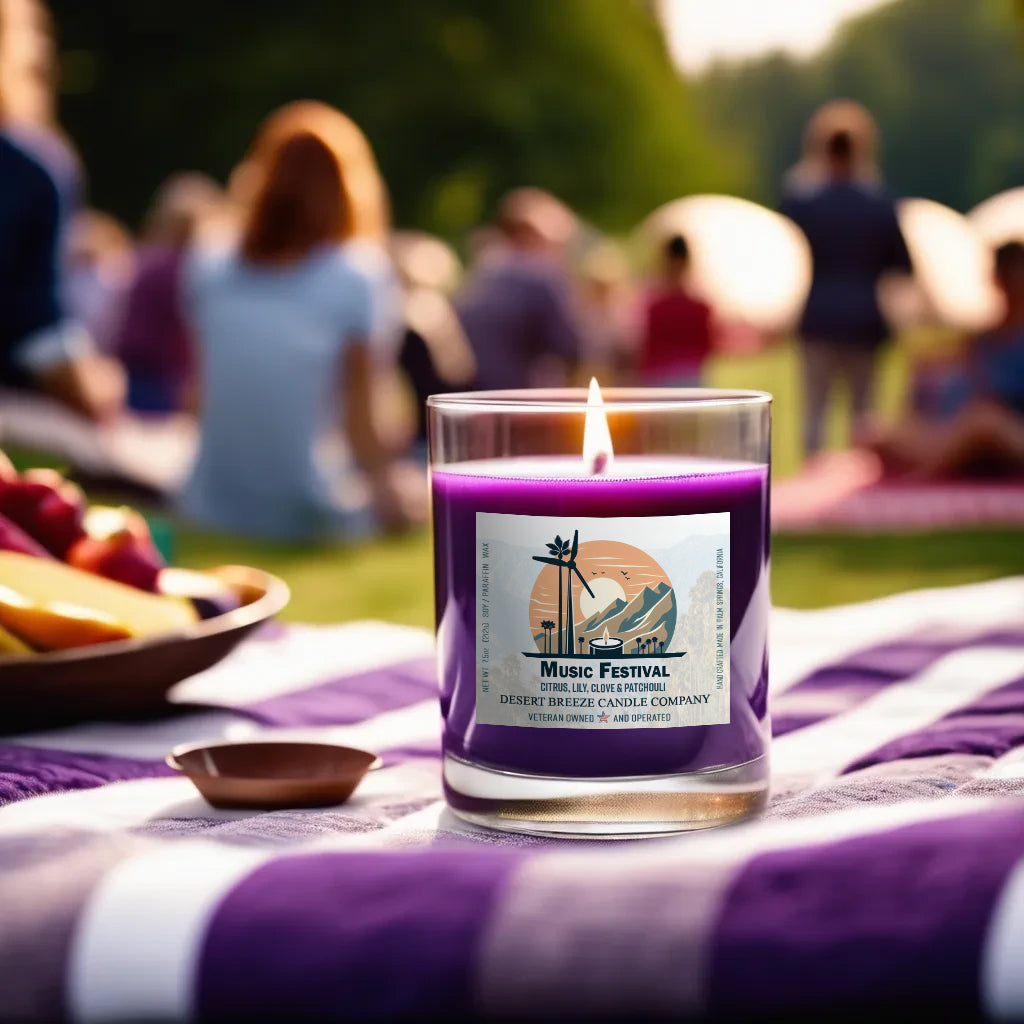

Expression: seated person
xmin=0 ymin=134 xmax=123 ymax=420
xmin=115 ymin=173 xmax=223 ymax=413
xmin=640 ymin=234 xmax=714 ymax=387
xmin=392 ymin=232 xmax=475 ymax=457
xmin=181 ymin=101 xmax=422 ymax=541
xmin=868 ymin=241 xmax=1024 ymax=478
xmin=455 ymin=188 xmax=583 ymax=390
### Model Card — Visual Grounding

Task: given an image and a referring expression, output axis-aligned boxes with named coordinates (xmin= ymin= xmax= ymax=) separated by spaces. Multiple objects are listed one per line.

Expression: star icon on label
xmin=597 ymin=712 xmax=609 ymax=723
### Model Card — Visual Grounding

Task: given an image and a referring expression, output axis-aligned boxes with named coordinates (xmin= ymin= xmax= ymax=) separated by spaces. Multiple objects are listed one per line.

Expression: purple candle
xmin=429 ymin=385 xmax=771 ymax=836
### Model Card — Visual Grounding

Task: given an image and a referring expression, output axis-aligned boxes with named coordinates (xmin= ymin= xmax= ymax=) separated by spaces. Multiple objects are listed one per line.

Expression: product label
xmin=476 ymin=511 xmax=730 ymax=729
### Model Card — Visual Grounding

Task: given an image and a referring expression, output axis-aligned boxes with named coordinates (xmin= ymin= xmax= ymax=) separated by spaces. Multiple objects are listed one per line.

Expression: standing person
xmin=455 ymin=187 xmax=583 ymax=390
xmin=639 ymin=234 xmax=713 ymax=387
xmin=781 ymin=103 xmax=912 ymax=457
xmin=181 ymin=101 xmax=419 ymax=541
xmin=114 ymin=173 xmax=222 ymax=412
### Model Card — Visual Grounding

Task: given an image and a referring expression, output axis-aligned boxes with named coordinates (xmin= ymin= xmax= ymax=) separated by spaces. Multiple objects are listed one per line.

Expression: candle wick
xmin=590 ymin=451 xmax=610 ymax=475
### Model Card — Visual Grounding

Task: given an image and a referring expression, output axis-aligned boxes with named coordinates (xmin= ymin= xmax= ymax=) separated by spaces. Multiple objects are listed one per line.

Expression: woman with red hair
xmin=181 ymin=102 xmax=417 ymax=539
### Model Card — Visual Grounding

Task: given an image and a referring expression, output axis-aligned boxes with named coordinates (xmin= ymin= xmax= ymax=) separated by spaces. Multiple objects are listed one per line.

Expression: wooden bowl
xmin=167 ymin=740 xmax=381 ymax=809
xmin=0 ymin=565 xmax=289 ymax=730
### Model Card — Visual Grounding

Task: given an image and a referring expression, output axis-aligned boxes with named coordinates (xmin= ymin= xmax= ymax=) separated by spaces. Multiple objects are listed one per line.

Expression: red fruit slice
xmin=0 ymin=512 xmax=54 ymax=559
xmin=0 ymin=477 xmax=85 ymax=557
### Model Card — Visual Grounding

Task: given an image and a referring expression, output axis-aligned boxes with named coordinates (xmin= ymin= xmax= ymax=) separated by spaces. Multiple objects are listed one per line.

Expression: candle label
xmin=476 ymin=511 xmax=730 ymax=729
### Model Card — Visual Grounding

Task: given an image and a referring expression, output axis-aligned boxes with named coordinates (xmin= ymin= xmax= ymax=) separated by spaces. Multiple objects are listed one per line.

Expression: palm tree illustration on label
xmin=540 ymin=619 xmax=556 ymax=653
xmin=528 ymin=533 xmax=683 ymax=658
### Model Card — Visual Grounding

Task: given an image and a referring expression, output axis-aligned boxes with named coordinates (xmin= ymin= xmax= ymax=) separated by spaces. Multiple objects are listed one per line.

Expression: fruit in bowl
xmin=0 ymin=511 xmax=54 ymax=559
xmin=158 ymin=567 xmax=242 ymax=620
xmin=0 ymin=468 xmax=88 ymax=557
xmin=0 ymin=581 xmax=133 ymax=650
xmin=0 ymin=454 xmax=290 ymax=728
xmin=0 ymin=620 xmax=33 ymax=655
xmin=0 ymin=552 xmax=197 ymax=651
xmin=0 ymin=455 xmax=268 ymax=657
xmin=67 ymin=505 xmax=165 ymax=592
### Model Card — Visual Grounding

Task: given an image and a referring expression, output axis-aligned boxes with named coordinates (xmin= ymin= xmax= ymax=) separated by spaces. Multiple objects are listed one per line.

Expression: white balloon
xmin=898 ymin=198 xmax=1002 ymax=332
xmin=638 ymin=195 xmax=812 ymax=332
xmin=967 ymin=187 xmax=1024 ymax=249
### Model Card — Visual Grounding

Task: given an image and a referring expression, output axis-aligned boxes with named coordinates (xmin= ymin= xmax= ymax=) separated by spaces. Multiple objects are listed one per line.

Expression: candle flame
xmin=583 ymin=377 xmax=614 ymax=475
xmin=603 ymin=626 xmax=610 ymax=643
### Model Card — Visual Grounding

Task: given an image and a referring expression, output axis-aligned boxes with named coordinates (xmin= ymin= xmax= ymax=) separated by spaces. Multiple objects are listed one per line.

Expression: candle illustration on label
xmin=525 ymin=532 xmax=684 ymax=659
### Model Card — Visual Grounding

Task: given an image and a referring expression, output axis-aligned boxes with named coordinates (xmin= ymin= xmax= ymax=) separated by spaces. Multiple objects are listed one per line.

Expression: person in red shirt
xmin=640 ymin=234 xmax=713 ymax=386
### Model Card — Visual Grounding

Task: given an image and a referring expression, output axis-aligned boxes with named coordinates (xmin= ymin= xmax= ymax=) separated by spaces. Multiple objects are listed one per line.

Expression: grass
xmin=171 ymin=525 xmax=1024 ymax=626
xmin=705 ymin=339 xmax=911 ymax=478
xmin=171 ymin=342 xmax=1020 ymax=623
xmin=174 ymin=527 xmax=436 ymax=625
xmin=770 ymin=531 xmax=1023 ymax=610
xmin=8 ymin=341 xmax=1022 ymax=625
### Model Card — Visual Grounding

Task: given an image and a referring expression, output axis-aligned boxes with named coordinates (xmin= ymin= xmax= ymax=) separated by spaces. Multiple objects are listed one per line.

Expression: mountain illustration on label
xmin=524 ymin=529 xmax=685 ymax=660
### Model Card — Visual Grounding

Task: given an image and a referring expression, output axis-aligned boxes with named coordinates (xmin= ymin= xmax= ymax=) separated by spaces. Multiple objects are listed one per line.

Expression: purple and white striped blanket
xmin=2 ymin=577 xmax=1024 ymax=1022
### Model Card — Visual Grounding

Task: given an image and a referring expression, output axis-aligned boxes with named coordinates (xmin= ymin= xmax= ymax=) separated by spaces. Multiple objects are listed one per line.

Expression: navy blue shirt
xmin=0 ymin=135 xmax=62 ymax=386
xmin=781 ymin=180 xmax=912 ymax=347
xmin=455 ymin=253 xmax=582 ymax=390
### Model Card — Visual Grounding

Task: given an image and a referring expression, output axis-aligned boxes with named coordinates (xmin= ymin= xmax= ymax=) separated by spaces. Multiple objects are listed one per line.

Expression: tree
xmin=683 ymin=570 xmax=718 ymax=689
xmin=693 ymin=0 xmax=1024 ymax=211
xmin=49 ymin=0 xmax=742 ymax=232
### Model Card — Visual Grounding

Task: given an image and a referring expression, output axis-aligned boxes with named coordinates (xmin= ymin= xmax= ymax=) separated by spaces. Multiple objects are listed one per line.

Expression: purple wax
xmin=432 ymin=458 xmax=770 ymax=779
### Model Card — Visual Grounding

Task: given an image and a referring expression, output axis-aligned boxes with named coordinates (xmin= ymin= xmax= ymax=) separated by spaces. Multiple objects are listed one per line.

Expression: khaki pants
xmin=801 ymin=339 xmax=878 ymax=456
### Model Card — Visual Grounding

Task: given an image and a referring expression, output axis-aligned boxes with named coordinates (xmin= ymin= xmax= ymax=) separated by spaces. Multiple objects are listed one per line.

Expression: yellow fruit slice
xmin=0 ymin=620 xmax=33 ymax=656
xmin=0 ymin=551 xmax=197 ymax=640
xmin=0 ymin=584 xmax=132 ymax=650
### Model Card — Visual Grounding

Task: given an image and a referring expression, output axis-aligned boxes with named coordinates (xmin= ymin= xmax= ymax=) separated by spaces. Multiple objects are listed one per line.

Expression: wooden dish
xmin=0 ymin=565 xmax=289 ymax=730
xmin=167 ymin=740 xmax=381 ymax=809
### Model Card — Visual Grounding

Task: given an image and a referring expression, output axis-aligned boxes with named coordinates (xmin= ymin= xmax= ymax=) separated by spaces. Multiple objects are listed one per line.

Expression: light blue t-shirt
xmin=181 ymin=242 xmax=391 ymax=540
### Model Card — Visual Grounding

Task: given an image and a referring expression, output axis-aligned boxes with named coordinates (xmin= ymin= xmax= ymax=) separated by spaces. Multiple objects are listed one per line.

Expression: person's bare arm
xmin=36 ymin=350 xmax=125 ymax=422
xmin=343 ymin=341 xmax=425 ymax=530
xmin=344 ymin=340 xmax=392 ymax=473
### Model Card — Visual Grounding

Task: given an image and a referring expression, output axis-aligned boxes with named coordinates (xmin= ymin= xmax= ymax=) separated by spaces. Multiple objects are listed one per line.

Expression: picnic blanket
xmin=2 ymin=577 xmax=1024 ymax=1022
xmin=773 ymin=450 xmax=1024 ymax=532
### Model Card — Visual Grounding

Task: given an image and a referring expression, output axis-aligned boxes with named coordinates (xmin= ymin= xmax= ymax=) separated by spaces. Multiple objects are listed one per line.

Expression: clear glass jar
xmin=429 ymin=387 xmax=771 ymax=837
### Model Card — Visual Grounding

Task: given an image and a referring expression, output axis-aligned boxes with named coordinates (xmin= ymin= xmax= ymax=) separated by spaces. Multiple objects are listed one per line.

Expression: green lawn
xmin=173 ymin=525 xmax=1024 ymax=626
xmin=9 ymin=342 xmax=1023 ymax=625
xmin=171 ymin=343 xmax=1021 ymax=624
xmin=704 ymin=340 xmax=911 ymax=479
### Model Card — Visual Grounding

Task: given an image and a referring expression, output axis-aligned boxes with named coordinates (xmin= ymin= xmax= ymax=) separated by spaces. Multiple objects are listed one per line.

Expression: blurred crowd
xmin=2 ymin=1 xmax=1023 ymax=543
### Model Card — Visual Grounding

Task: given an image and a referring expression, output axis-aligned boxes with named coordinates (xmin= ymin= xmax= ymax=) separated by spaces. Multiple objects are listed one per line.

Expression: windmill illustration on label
xmin=531 ymin=530 xmax=593 ymax=655
xmin=525 ymin=528 xmax=685 ymax=660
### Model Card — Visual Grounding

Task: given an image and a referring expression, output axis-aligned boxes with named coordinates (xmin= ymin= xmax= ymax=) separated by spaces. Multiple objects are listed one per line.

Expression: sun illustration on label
xmin=526 ymin=529 xmax=679 ymax=658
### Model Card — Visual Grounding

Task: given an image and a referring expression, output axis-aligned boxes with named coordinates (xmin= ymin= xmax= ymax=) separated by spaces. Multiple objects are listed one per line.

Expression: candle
xmin=429 ymin=384 xmax=771 ymax=836
xmin=589 ymin=628 xmax=624 ymax=657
